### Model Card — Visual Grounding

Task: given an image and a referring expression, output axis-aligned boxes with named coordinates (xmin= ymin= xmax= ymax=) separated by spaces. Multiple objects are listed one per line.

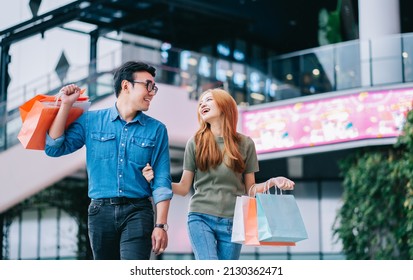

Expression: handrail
xmin=3 ymin=32 xmax=413 ymax=151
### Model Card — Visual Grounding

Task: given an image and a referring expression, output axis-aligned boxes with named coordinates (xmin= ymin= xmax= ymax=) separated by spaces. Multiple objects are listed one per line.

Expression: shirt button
xmin=120 ymin=159 xmax=123 ymax=162
xmin=119 ymin=190 xmax=123 ymax=193
xmin=121 ymin=143 xmax=125 ymax=146
xmin=125 ymin=128 xmax=128 ymax=131
xmin=101 ymin=137 xmax=105 ymax=140
xmin=141 ymin=143 xmax=145 ymax=146
xmin=119 ymin=174 xmax=122 ymax=177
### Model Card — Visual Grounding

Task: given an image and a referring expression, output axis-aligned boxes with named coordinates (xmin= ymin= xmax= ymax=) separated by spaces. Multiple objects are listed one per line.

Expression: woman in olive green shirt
xmin=143 ymin=88 xmax=294 ymax=259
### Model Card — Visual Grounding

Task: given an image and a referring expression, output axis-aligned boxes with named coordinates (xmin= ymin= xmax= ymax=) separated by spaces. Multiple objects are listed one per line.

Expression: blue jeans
xmin=88 ymin=198 xmax=154 ymax=260
xmin=187 ymin=212 xmax=242 ymax=260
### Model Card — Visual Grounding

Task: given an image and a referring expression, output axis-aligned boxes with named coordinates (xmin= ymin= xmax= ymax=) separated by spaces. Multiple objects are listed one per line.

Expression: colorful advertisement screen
xmin=242 ymin=88 xmax=413 ymax=154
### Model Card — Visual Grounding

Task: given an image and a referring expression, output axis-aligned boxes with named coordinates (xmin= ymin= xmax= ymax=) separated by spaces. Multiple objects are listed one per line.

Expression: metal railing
xmin=0 ymin=42 xmax=281 ymax=151
xmin=3 ymin=32 xmax=413 ymax=151
xmin=268 ymin=33 xmax=413 ymax=99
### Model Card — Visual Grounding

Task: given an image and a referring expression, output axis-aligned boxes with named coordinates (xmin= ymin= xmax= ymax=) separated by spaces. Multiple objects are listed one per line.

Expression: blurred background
xmin=1 ymin=0 xmax=412 ymax=260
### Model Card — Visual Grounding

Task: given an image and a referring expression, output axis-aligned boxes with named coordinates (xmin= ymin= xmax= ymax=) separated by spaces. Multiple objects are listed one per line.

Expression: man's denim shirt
xmin=45 ymin=105 xmax=172 ymax=205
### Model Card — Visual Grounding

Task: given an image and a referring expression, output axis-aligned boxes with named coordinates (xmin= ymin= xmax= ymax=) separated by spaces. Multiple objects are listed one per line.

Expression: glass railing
xmin=3 ymin=32 xmax=413 ymax=151
xmin=269 ymin=33 xmax=413 ymax=98
xmin=0 ymin=40 xmax=282 ymax=151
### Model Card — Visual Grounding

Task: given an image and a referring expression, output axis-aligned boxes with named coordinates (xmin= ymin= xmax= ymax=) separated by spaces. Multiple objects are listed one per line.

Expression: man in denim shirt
xmin=45 ymin=61 xmax=172 ymax=260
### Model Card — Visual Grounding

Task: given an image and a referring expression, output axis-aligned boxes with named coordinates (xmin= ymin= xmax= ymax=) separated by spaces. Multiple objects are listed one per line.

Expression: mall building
xmin=1 ymin=0 xmax=412 ymax=259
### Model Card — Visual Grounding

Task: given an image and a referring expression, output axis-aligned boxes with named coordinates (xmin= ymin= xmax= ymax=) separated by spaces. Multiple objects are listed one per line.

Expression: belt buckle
xmin=110 ymin=197 xmax=121 ymax=205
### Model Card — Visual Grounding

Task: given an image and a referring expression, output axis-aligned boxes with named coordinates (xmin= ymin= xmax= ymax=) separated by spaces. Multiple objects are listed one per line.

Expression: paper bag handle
xmin=263 ymin=179 xmax=283 ymax=195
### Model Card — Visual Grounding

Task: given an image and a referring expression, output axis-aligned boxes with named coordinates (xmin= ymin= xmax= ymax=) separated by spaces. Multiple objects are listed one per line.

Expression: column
xmin=359 ymin=0 xmax=401 ymax=86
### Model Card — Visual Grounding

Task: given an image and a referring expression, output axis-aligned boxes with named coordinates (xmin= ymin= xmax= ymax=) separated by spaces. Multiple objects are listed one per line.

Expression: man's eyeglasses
xmin=131 ymin=80 xmax=158 ymax=95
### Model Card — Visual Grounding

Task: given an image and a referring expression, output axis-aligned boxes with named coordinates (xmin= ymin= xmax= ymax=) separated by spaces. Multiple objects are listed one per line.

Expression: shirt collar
xmin=109 ymin=104 xmax=146 ymax=125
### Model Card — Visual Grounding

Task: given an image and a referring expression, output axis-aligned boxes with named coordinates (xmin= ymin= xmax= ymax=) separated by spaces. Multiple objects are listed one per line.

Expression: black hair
xmin=113 ymin=61 xmax=156 ymax=97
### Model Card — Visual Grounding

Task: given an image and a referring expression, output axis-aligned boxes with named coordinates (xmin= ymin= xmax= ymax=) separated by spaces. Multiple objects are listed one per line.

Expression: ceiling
xmin=77 ymin=0 xmax=413 ymax=55
xmin=77 ymin=0 xmax=358 ymax=54
xmin=4 ymin=0 xmax=413 ymax=57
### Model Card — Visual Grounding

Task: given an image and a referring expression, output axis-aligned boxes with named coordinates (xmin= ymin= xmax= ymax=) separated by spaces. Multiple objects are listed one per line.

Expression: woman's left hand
xmin=268 ymin=177 xmax=295 ymax=190
xmin=142 ymin=163 xmax=154 ymax=183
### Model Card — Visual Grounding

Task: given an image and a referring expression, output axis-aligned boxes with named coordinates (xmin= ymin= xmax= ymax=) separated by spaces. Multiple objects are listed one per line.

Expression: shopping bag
xmin=256 ymin=191 xmax=308 ymax=242
xmin=231 ymin=195 xmax=248 ymax=244
xmin=17 ymin=90 xmax=90 ymax=150
xmin=232 ymin=195 xmax=295 ymax=246
xmin=18 ymin=90 xmax=88 ymax=122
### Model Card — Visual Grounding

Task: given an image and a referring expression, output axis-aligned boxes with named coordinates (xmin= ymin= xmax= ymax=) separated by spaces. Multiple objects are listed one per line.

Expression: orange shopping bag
xmin=17 ymin=90 xmax=90 ymax=150
xmin=231 ymin=195 xmax=295 ymax=246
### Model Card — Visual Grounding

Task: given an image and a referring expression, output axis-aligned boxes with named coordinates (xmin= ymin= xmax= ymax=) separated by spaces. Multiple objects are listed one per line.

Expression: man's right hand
xmin=59 ymin=84 xmax=82 ymax=107
xmin=48 ymin=84 xmax=81 ymax=139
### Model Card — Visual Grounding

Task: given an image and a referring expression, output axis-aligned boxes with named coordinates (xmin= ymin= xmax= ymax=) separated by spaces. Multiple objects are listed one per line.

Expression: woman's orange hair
xmin=194 ymin=88 xmax=245 ymax=173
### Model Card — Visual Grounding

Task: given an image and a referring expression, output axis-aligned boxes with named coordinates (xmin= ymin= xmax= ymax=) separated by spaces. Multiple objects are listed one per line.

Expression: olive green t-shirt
xmin=183 ymin=133 xmax=259 ymax=218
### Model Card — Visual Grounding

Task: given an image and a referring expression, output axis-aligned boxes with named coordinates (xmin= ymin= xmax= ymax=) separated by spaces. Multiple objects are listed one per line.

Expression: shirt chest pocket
xmin=90 ymin=132 xmax=116 ymax=159
xmin=130 ymin=136 xmax=155 ymax=165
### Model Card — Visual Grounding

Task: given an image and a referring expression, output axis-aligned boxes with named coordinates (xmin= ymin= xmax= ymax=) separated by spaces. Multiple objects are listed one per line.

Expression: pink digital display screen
xmin=242 ymin=88 xmax=413 ymax=154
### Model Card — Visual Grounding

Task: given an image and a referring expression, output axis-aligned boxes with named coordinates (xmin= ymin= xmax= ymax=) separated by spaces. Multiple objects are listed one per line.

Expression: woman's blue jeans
xmin=88 ymin=198 xmax=154 ymax=260
xmin=187 ymin=212 xmax=242 ymax=260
